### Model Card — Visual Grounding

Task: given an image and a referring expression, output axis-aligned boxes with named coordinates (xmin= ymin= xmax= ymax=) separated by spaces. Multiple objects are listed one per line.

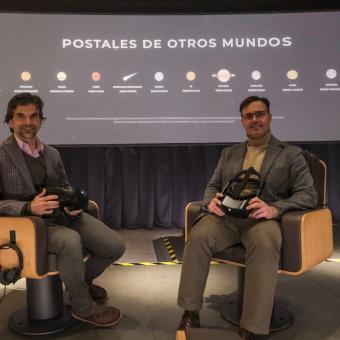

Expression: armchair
xmin=0 ymin=201 xmax=99 ymax=335
xmin=184 ymin=151 xmax=333 ymax=331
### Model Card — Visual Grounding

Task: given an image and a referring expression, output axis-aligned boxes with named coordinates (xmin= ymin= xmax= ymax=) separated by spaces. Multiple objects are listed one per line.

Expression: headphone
xmin=0 ymin=231 xmax=24 ymax=285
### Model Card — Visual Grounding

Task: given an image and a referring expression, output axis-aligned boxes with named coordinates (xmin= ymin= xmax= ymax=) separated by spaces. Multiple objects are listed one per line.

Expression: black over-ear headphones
xmin=0 ymin=231 xmax=24 ymax=285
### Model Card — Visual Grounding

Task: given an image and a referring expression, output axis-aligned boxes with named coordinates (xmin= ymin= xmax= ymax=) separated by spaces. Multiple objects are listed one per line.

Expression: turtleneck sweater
xmin=239 ymin=131 xmax=271 ymax=196
xmin=239 ymin=130 xmax=280 ymax=217
xmin=242 ymin=131 xmax=272 ymax=172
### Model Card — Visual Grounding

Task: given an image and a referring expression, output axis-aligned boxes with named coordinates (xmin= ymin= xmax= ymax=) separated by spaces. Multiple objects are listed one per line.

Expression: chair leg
xmin=220 ymin=267 xmax=294 ymax=332
xmin=8 ymin=275 xmax=75 ymax=335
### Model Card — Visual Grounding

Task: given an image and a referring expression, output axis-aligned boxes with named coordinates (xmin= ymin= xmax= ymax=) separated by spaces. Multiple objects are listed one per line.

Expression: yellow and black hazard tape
xmin=163 ymin=237 xmax=180 ymax=263
xmin=112 ymin=260 xmax=221 ymax=266
xmin=113 ymin=261 xmax=179 ymax=266
xmin=112 ymin=237 xmax=180 ymax=266
xmin=162 ymin=236 xmax=220 ymax=265
xmin=111 ymin=236 xmax=221 ymax=266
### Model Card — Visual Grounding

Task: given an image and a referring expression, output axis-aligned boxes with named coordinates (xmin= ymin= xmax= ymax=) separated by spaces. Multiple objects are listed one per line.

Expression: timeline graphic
xmin=5 ymin=68 xmax=338 ymax=94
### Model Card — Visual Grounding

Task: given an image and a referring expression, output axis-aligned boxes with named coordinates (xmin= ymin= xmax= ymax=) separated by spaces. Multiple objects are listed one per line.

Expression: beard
xmin=246 ymin=124 xmax=270 ymax=139
xmin=249 ymin=124 xmax=263 ymax=134
xmin=18 ymin=125 xmax=38 ymax=141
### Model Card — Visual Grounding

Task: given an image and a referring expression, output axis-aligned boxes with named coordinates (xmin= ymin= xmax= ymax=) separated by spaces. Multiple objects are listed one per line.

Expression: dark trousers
xmin=47 ymin=212 xmax=125 ymax=316
xmin=177 ymin=213 xmax=282 ymax=335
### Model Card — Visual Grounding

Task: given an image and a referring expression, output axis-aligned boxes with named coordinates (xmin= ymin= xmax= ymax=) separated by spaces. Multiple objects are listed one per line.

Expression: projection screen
xmin=0 ymin=12 xmax=339 ymax=144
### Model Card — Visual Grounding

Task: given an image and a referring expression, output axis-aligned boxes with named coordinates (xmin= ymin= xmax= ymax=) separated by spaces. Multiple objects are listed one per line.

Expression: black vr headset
xmin=45 ymin=186 xmax=89 ymax=211
xmin=219 ymin=167 xmax=262 ymax=219
xmin=0 ymin=231 xmax=23 ymax=286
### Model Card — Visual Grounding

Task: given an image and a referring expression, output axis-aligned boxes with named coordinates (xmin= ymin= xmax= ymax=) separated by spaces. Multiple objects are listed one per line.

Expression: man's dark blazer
xmin=202 ymin=135 xmax=318 ymax=218
xmin=0 ymin=134 xmax=69 ymax=216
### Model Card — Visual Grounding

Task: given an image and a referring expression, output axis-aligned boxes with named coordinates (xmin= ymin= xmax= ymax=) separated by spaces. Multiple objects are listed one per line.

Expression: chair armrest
xmin=280 ymin=207 xmax=333 ymax=275
xmin=0 ymin=216 xmax=49 ymax=279
xmin=85 ymin=200 xmax=99 ymax=219
xmin=185 ymin=202 xmax=203 ymax=242
xmin=0 ymin=200 xmax=99 ymax=280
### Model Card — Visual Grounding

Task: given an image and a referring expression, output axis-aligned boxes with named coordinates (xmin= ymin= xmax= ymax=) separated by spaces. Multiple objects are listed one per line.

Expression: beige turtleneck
xmin=240 ymin=131 xmax=271 ymax=196
xmin=242 ymin=131 xmax=272 ymax=172
xmin=240 ymin=131 xmax=280 ymax=217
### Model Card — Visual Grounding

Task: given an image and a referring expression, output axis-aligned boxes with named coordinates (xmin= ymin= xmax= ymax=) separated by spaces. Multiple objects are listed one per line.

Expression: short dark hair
xmin=239 ymin=96 xmax=270 ymax=114
xmin=4 ymin=93 xmax=46 ymax=132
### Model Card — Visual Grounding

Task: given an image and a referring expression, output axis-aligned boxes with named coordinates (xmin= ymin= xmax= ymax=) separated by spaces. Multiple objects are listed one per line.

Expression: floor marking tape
xmin=112 ymin=237 xmax=222 ymax=266
xmin=113 ymin=261 xmax=179 ymax=266
xmin=163 ymin=237 xmax=180 ymax=263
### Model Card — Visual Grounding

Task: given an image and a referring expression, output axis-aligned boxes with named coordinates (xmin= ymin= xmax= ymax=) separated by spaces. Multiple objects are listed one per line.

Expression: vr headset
xmin=1 ymin=186 xmax=88 ymax=211
xmin=219 ymin=167 xmax=262 ymax=219
xmin=45 ymin=186 xmax=89 ymax=211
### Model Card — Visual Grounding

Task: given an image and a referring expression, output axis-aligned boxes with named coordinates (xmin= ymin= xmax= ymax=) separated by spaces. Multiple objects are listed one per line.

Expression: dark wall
xmin=0 ymin=0 xmax=339 ymax=13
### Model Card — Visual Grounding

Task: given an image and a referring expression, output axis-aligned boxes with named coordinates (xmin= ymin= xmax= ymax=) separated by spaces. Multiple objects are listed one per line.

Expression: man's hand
xmin=246 ymin=197 xmax=280 ymax=219
xmin=64 ymin=207 xmax=83 ymax=217
xmin=31 ymin=188 xmax=59 ymax=216
xmin=208 ymin=193 xmax=225 ymax=216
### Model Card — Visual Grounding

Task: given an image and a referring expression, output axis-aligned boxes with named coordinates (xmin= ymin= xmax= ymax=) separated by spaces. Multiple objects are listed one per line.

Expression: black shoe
xmin=239 ymin=328 xmax=269 ymax=340
xmin=177 ymin=311 xmax=200 ymax=330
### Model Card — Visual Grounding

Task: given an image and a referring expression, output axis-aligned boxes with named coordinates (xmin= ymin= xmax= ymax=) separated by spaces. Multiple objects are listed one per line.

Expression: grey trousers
xmin=177 ymin=213 xmax=282 ymax=335
xmin=47 ymin=212 xmax=125 ymax=316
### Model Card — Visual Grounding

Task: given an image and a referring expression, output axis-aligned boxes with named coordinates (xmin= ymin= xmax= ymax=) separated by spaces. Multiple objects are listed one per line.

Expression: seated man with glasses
xmin=177 ymin=96 xmax=317 ymax=339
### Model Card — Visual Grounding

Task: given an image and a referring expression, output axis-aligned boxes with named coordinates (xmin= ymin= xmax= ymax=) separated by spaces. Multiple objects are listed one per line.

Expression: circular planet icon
xmin=212 ymin=69 xmax=235 ymax=83
xmin=287 ymin=70 xmax=299 ymax=80
xmin=57 ymin=72 xmax=67 ymax=81
xmin=251 ymin=70 xmax=262 ymax=81
xmin=154 ymin=72 xmax=164 ymax=82
xmin=326 ymin=69 xmax=337 ymax=79
xmin=21 ymin=71 xmax=31 ymax=82
xmin=92 ymin=72 xmax=101 ymax=82
xmin=186 ymin=71 xmax=196 ymax=81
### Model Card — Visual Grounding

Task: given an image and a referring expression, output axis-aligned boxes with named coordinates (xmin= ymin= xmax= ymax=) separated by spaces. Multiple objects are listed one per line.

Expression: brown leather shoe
xmin=71 ymin=304 xmax=121 ymax=327
xmin=177 ymin=311 xmax=200 ymax=330
xmin=89 ymin=283 xmax=108 ymax=302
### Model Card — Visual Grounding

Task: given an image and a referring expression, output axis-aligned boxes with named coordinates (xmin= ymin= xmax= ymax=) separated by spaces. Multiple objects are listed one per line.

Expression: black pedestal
xmin=8 ymin=275 xmax=75 ymax=336
xmin=220 ymin=292 xmax=294 ymax=332
xmin=9 ymin=306 xmax=75 ymax=336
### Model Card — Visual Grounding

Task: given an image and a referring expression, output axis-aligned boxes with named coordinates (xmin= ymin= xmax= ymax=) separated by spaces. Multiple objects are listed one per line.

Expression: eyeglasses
xmin=242 ymin=111 xmax=268 ymax=120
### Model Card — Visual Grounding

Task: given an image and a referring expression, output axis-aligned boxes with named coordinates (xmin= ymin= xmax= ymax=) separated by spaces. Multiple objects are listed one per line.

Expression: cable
xmin=0 ymin=285 xmax=7 ymax=305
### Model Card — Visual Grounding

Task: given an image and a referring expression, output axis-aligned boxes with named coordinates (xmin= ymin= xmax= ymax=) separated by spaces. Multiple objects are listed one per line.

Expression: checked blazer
xmin=0 ymin=134 xmax=69 ymax=216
